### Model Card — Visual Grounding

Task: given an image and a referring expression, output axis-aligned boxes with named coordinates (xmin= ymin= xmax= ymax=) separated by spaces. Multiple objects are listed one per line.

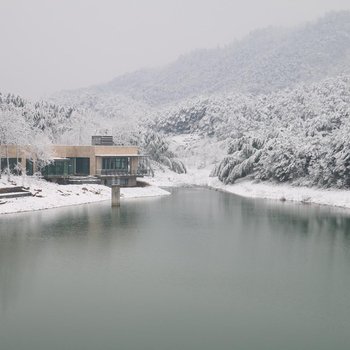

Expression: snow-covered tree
xmin=142 ymin=133 xmax=187 ymax=174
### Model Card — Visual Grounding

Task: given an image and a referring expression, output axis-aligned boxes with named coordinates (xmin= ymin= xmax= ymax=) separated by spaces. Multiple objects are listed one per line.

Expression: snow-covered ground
xmin=0 ymin=176 xmax=170 ymax=215
xmin=148 ymin=166 xmax=350 ymax=210
xmin=208 ymin=178 xmax=350 ymax=210
xmin=2 ymin=165 xmax=350 ymax=215
xmin=147 ymin=166 xmax=211 ymax=187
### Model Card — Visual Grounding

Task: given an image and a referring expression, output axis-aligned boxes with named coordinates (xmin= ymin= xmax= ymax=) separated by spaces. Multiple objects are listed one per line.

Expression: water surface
xmin=1 ymin=188 xmax=350 ymax=350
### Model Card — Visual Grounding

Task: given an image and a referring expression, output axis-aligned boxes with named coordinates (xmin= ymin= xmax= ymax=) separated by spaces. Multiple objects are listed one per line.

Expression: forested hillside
xmin=51 ymin=90 xmax=152 ymax=122
xmin=54 ymin=11 xmax=350 ymax=108
xmin=0 ymin=92 xmax=74 ymax=143
xmin=151 ymin=75 xmax=350 ymax=188
xmin=0 ymin=91 xmax=140 ymax=148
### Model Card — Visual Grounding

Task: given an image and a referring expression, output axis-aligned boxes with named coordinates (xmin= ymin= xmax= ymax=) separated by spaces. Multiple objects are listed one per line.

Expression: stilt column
xmin=111 ymin=185 xmax=120 ymax=207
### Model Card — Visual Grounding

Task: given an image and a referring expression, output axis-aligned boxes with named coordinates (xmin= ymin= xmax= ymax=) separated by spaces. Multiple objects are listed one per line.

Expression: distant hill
xmin=54 ymin=11 xmax=350 ymax=109
xmin=50 ymin=90 xmax=152 ymax=122
xmin=151 ymin=75 xmax=350 ymax=140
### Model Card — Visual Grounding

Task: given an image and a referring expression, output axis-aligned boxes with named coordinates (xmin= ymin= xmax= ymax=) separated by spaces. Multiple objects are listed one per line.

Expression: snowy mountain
xmin=48 ymin=11 xmax=350 ymax=187
xmin=54 ymin=11 xmax=350 ymax=108
xmin=4 ymin=11 xmax=350 ymax=187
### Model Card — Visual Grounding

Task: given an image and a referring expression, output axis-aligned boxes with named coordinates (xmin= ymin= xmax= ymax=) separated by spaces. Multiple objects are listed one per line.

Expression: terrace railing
xmin=96 ymin=168 xmax=151 ymax=176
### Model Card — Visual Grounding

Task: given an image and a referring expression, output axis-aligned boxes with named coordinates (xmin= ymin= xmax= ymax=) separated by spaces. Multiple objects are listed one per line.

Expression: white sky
xmin=0 ymin=0 xmax=349 ymax=99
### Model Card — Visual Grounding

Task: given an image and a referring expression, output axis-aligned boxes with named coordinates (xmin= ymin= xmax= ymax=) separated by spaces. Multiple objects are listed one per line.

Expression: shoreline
xmin=207 ymin=178 xmax=350 ymax=210
xmin=2 ymin=169 xmax=350 ymax=215
xmin=0 ymin=176 xmax=170 ymax=215
xmin=148 ymin=168 xmax=350 ymax=210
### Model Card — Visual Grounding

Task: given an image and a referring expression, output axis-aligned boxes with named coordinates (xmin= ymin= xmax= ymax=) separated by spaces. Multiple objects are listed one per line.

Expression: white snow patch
xmin=0 ymin=176 xmax=170 ymax=215
xmin=3 ymin=168 xmax=350 ymax=214
xmin=211 ymin=179 xmax=350 ymax=210
xmin=147 ymin=166 xmax=211 ymax=187
xmin=149 ymin=166 xmax=350 ymax=210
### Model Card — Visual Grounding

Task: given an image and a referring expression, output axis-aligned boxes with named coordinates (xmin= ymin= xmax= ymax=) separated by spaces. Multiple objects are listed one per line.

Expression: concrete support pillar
xmin=111 ymin=185 xmax=120 ymax=207
xmin=130 ymin=157 xmax=139 ymax=175
xmin=21 ymin=156 xmax=26 ymax=174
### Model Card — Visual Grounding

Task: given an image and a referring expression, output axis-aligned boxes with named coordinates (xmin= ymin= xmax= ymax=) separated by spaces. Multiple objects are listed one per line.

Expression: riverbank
xmin=0 ymin=176 xmax=170 ymax=215
xmin=2 ymin=168 xmax=350 ymax=215
xmin=148 ymin=167 xmax=350 ymax=210
xmin=208 ymin=178 xmax=350 ymax=210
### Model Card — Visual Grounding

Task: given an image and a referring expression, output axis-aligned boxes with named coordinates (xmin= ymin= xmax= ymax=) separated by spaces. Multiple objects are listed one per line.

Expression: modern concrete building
xmin=0 ymin=139 xmax=150 ymax=187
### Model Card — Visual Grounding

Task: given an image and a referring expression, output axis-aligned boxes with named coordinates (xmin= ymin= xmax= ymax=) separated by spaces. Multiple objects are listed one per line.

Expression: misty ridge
xmin=54 ymin=11 xmax=350 ymax=106
xmin=2 ymin=11 xmax=350 ymax=188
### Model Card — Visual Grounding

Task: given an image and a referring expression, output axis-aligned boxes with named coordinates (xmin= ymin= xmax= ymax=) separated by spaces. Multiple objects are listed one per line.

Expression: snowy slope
xmin=151 ymin=75 xmax=350 ymax=188
xmin=0 ymin=176 xmax=170 ymax=215
xmin=54 ymin=11 xmax=350 ymax=108
xmin=50 ymin=90 xmax=153 ymax=122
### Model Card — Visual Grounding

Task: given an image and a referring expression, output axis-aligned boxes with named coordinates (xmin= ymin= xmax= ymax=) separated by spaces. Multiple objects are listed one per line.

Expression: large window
xmin=0 ymin=158 xmax=22 ymax=175
xmin=102 ymin=157 xmax=129 ymax=172
xmin=70 ymin=158 xmax=90 ymax=176
xmin=41 ymin=159 xmax=71 ymax=177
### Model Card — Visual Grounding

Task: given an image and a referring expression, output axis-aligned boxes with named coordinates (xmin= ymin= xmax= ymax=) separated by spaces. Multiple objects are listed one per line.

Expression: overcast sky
xmin=1 ymin=0 xmax=349 ymax=99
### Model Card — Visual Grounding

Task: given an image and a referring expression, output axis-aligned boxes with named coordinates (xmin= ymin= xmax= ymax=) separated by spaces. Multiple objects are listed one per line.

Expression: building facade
xmin=0 ymin=143 xmax=150 ymax=187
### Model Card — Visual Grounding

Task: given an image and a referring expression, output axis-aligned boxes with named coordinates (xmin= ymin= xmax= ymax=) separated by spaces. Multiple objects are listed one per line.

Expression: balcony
xmin=96 ymin=168 xmax=151 ymax=177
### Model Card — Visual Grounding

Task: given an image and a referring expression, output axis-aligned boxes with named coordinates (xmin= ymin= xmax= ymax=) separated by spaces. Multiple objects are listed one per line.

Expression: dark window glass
xmin=102 ymin=157 xmax=128 ymax=171
xmin=74 ymin=158 xmax=90 ymax=175
xmin=1 ymin=158 xmax=22 ymax=175
xmin=42 ymin=160 xmax=69 ymax=176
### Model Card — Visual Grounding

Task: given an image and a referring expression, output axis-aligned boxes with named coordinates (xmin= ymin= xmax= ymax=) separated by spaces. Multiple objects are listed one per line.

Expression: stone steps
xmin=0 ymin=186 xmax=32 ymax=199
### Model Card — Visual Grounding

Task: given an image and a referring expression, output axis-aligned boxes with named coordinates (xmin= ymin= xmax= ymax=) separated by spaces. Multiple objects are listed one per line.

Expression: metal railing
xmin=96 ymin=169 xmax=151 ymax=176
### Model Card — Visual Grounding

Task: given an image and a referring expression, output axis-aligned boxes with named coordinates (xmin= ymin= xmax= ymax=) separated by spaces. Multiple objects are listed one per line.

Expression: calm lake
xmin=1 ymin=188 xmax=350 ymax=350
